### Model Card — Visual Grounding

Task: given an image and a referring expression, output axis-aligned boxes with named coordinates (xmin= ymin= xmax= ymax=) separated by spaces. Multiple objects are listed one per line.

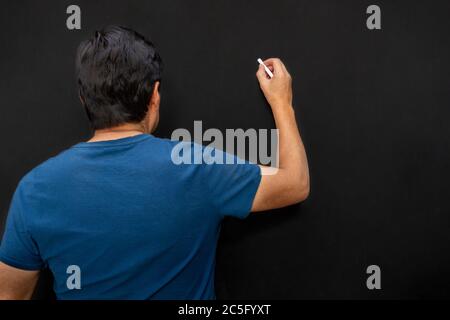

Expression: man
xmin=0 ymin=26 xmax=309 ymax=299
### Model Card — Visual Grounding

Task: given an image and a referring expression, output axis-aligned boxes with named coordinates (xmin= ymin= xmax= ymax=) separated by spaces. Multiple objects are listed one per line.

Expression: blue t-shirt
xmin=0 ymin=134 xmax=261 ymax=299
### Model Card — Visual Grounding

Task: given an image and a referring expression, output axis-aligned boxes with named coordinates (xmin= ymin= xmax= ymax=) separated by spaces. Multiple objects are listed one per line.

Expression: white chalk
xmin=257 ymin=58 xmax=274 ymax=78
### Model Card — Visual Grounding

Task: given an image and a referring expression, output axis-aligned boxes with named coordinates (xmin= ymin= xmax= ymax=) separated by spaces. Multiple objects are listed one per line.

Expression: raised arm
xmin=251 ymin=58 xmax=310 ymax=212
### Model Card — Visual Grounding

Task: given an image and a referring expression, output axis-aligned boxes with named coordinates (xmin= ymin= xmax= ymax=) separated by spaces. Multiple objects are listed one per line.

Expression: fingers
xmin=256 ymin=64 xmax=270 ymax=82
xmin=262 ymin=58 xmax=289 ymax=78
xmin=264 ymin=58 xmax=282 ymax=69
xmin=256 ymin=58 xmax=291 ymax=82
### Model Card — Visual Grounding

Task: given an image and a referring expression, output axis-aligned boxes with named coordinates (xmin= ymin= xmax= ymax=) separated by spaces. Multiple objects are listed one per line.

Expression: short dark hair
xmin=76 ymin=26 xmax=163 ymax=130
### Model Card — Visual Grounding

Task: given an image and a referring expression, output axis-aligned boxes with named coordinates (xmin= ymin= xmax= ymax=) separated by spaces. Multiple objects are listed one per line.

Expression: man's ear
xmin=79 ymin=91 xmax=85 ymax=105
xmin=149 ymin=81 xmax=160 ymax=110
xmin=154 ymin=81 xmax=160 ymax=93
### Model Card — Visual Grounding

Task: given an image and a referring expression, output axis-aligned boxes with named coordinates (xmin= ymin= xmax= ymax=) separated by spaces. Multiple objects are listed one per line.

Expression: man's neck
xmin=88 ymin=123 xmax=147 ymax=143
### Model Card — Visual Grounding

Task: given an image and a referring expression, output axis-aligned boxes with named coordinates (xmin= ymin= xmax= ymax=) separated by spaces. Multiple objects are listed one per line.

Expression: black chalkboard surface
xmin=1 ymin=0 xmax=450 ymax=299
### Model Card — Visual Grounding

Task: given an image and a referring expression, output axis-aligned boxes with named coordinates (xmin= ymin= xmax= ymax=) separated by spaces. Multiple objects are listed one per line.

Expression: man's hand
xmin=256 ymin=58 xmax=293 ymax=109
xmin=251 ymin=58 xmax=310 ymax=212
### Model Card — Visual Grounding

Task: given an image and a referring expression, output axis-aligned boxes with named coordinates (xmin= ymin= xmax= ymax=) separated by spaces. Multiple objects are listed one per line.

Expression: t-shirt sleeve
xmin=201 ymin=147 xmax=262 ymax=219
xmin=0 ymin=184 xmax=44 ymax=270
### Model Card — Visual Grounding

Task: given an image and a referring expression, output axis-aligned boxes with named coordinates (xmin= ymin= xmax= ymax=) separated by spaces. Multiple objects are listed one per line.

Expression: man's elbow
xmin=291 ymin=175 xmax=310 ymax=204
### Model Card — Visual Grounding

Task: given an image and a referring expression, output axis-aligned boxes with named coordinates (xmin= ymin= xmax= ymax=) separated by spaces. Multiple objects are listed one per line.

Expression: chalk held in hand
xmin=257 ymin=58 xmax=274 ymax=78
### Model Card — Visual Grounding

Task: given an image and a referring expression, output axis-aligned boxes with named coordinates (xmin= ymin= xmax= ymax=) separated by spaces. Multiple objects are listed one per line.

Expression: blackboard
xmin=1 ymin=0 xmax=450 ymax=299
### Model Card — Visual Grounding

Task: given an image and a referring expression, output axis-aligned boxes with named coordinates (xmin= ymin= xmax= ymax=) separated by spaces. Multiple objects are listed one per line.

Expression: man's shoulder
xmin=16 ymin=136 xmax=218 ymax=190
xmin=17 ymin=146 xmax=79 ymax=189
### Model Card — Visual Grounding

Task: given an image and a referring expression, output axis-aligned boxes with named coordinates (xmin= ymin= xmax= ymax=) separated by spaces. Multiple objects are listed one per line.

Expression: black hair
xmin=75 ymin=26 xmax=163 ymax=130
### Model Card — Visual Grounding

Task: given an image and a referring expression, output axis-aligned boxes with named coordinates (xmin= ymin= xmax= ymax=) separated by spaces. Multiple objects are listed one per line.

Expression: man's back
xmin=0 ymin=26 xmax=309 ymax=300
xmin=0 ymin=134 xmax=261 ymax=299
